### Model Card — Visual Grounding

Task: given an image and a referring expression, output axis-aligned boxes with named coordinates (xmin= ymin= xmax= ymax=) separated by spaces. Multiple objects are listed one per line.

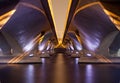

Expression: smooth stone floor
xmin=0 ymin=53 xmax=120 ymax=83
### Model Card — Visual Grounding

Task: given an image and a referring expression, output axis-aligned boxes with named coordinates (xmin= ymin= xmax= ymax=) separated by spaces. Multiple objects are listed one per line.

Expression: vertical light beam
xmin=48 ymin=0 xmax=72 ymax=44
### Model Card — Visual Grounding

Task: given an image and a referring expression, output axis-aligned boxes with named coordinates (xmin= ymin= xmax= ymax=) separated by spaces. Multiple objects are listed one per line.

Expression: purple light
xmin=29 ymin=54 xmax=34 ymax=57
xmin=41 ymin=58 xmax=45 ymax=63
xmin=87 ymin=53 xmax=92 ymax=56
xmin=75 ymin=58 xmax=79 ymax=64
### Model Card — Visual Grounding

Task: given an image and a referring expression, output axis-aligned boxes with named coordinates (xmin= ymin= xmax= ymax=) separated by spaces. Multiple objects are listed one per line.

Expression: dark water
xmin=0 ymin=53 xmax=120 ymax=83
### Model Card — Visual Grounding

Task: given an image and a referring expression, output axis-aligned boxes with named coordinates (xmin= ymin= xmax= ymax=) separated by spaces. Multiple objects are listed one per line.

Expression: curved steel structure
xmin=0 ymin=0 xmax=120 ymax=63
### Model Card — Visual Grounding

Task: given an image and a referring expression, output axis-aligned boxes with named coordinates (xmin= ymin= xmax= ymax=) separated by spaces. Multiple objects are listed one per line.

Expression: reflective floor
xmin=0 ymin=53 xmax=120 ymax=83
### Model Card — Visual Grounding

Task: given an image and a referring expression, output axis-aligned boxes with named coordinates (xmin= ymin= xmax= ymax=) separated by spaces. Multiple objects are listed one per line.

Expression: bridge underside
xmin=0 ymin=0 xmax=120 ymax=63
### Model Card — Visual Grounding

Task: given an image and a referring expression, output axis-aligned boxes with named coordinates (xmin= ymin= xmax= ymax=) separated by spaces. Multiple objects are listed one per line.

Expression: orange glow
xmin=74 ymin=2 xmax=101 ymax=17
xmin=103 ymin=9 xmax=120 ymax=30
xmin=8 ymin=52 xmax=29 ymax=63
xmin=48 ymin=0 xmax=72 ymax=44
xmin=73 ymin=1 xmax=120 ymax=30
xmin=0 ymin=10 xmax=16 ymax=29
xmin=19 ymin=2 xmax=45 ymax=15
xmin=8 ymin=34 xmax=43 ymax=63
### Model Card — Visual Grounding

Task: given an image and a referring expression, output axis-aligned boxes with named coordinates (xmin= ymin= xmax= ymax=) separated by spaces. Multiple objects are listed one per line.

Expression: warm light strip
xmin=48 ymin=0 xmax=58 ymax=41
xmin=103 ymin=9 xmax=120 ymax=30
xmin=76 ymin=34 xmax=82 ymax=44
xmin=8 ymin=53 xmax=28 ymax=63
xmin=0 ymin=10 xmax=16 ymax=29
xmin=73 ymin=1 xmax=120 ymax=30
xmin=0 ymin=10 xmax=16 ymax=21
xmin=74 ymin=1 xmax=100 ymax=17
xmin=48 ymin=0 xmax=72 ymax=44
xmin=62 ymin=0 xmax=72 ymax=43
xmin=19 ymin=2 xmax=45 ymax=15
xmin=88 ymin=51 xmax=112 ymax=63
xmin=95 ymin=54 xmax=112 ymax=63
xmin=8 ymin=54 xmax=22 ymax=63
xmin=8 ymin=34 xmax=42 ymax=63
xmin=103 ymin=9 xmax=120 ymax=20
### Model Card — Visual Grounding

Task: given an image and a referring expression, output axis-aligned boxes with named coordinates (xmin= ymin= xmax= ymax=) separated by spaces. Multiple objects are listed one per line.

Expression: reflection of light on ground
xmin=75 ymin=58 xmax=79 ymax=64
xmin=85 ymin=64 xmax=94 ymax=83
xmin=0 ymin=10 xmax=16 ymax=29
xmin=53 ymin=53 xmax=67 ymax=83
xmin=25 ymin=65 xmax=34 ymax=83
xmin=41 ymin=58 xmax=46 ymax=63
xmin=117 ymin=49 xmax=120 ymax=57
xmin=74 ymin=62 xmax=80 ymax=83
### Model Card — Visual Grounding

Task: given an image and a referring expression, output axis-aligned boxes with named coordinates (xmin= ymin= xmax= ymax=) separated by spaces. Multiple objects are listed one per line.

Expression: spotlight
xmin=29 ymin=54 xmax=34 ymax=57
xmin=86 ymin=53 xmax=92 ymax=56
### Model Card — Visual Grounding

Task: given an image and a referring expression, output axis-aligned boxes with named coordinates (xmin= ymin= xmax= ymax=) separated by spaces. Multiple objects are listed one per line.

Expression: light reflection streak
xmin=53 ymin=53 xmax=67 ymax=83
xmin=23 ymin=34 xmax=42 ymax=52
xmin=85 ymin=33 xmax=100 ymax=51
xmin=25 ymin=65 xmax=34 ymax=83
xmin=118 ymin=49 xmax=120 ymax=56
xmin=8 ymin=52 xmax=29 ymax=63
xmin=75 ymin=58 xmax=79 ymax=64
xmin=40 ymin=60 xmax=46 ymax=83
xmin=85 ymin=64 xmax=93 ymax=83
xmin=85 ymin=38 xmax=100 ymax=51
xmin=74 ymin=63 xmax=80 ymax=83
xmin=75 ymin=41 xmax=82 ymax=51
xmin=46 ymin=41 xmax=51 ymax=50
xmin=41 ymin=58 xmax=45 ymax=63
xmin=38 ymin=44 xmax=46 ymax=51
xmin=70 ymin=44 xmax=74 ymax=50
xmin=23 ymin=41 xmax=34 ymax=52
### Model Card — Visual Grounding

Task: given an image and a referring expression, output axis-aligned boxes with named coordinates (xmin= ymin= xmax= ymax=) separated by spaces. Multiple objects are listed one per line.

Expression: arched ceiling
xmin=0 ymin=0 xmax=120 ymax=51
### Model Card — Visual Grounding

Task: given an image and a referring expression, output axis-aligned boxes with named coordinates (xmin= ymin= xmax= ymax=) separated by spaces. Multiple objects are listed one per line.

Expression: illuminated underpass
xmin=0 ymin=0 xmax=120 ymax=63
